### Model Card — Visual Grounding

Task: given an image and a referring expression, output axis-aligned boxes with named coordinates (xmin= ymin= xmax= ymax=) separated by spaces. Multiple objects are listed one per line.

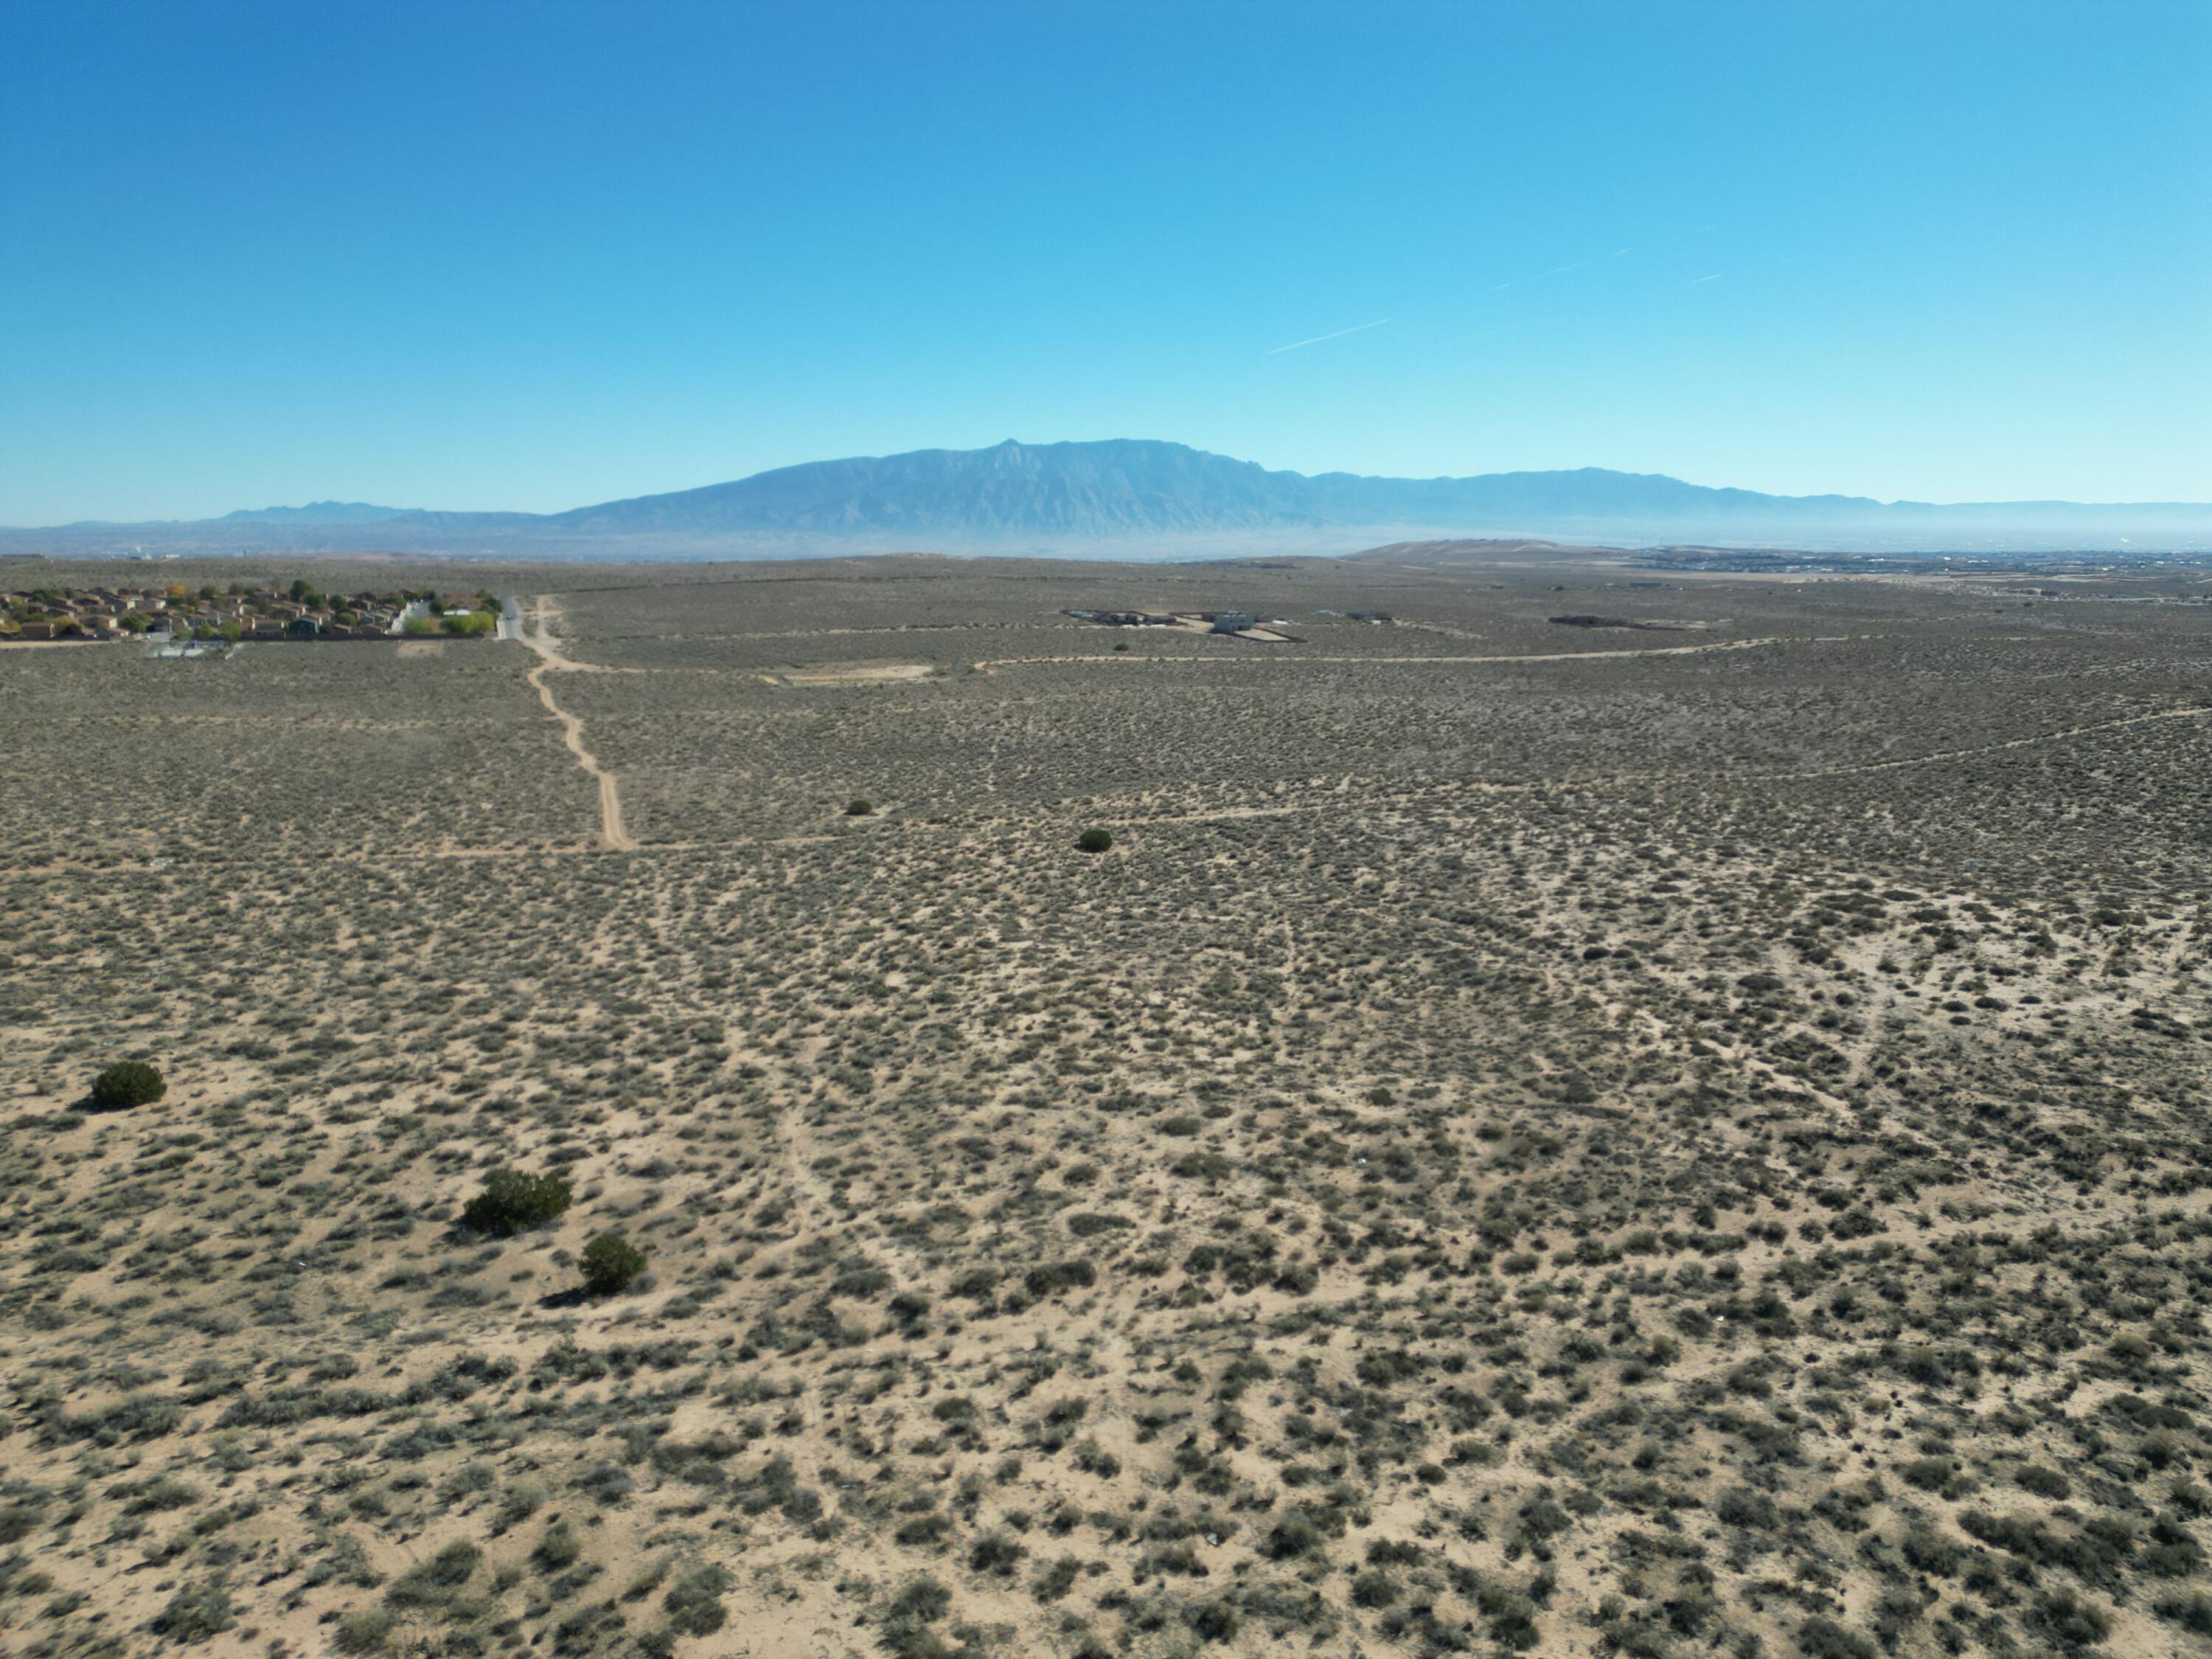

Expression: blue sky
xmin=3 ymin=0 xmax=2207 ymax=522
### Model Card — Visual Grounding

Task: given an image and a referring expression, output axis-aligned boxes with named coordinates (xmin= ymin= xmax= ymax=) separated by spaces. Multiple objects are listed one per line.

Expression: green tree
xmin=581 ymin=1232 xmax=647 ymax=1295
xmin=89 ymin=1060 xmax=165 ymax=1109
xmin=1076 ymin=828 xmax=1114 ymax=854
xmin=462 ymin=1169 xmax=573 ymax=1237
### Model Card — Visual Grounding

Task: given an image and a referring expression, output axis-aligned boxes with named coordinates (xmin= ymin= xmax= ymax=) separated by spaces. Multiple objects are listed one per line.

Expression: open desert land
xmin=4 ymin=550 xmax=2211 ymax=1659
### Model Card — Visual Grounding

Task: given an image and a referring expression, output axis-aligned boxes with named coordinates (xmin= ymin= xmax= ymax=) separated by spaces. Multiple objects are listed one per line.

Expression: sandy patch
xmin=775 ymin=663 xmax=934 ymax=686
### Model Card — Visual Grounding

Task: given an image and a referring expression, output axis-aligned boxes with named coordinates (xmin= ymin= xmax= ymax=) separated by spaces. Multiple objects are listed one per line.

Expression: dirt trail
xmin=522 ymin=597 xmax=638 ymax=852
xmin=1744 ymin=702 xmax=2212 ymax=784
xmin=970 ymin=635 xmax=1795 ymax=668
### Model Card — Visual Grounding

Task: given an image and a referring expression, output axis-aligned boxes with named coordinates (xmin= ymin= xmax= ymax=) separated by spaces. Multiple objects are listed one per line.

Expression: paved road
xmin=497 ymin=594 xmax=523 ymax=641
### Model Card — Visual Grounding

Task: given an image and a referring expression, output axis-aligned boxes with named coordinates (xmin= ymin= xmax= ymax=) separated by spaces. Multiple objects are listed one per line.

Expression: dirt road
xmin=521 ymin=597 xmax=638 ymax=852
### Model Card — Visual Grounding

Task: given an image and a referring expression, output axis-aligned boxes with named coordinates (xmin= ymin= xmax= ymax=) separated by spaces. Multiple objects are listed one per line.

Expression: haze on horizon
xmin=2 ymin=0 xmax=2208 ymax=526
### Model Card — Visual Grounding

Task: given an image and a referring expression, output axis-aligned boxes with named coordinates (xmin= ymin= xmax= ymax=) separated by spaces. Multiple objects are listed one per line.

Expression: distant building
xmin=1209 ymin=612 xmax=1260 ymax=634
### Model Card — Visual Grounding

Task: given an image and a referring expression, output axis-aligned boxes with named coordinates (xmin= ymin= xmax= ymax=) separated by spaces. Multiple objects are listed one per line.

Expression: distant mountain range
xmin=10 ymin=439 xmax=2210 ymax=557
xmin=218 ymin=501 xmax=420 ymax=524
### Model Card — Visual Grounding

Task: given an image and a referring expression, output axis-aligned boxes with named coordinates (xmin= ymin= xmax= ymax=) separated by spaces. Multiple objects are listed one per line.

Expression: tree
xmin=1077 ymin=829 xmax=1114 ymax=854
xmin=120 ymin=613 xmax=151 ymax=633
xmin=89 ymin=1060 xmax=166 ymax=1109
xmin=461 ymin=1169 xmax=573 ymax=1237
xmin=846 ymin=798 xmax=874 ymax=815
xmin=581 ymin=1232 xmax=647 ymax=1295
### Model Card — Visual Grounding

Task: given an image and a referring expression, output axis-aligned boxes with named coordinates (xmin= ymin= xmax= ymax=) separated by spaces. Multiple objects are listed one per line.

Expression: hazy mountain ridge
xmin=10 ymin=439 xmax=2209 ymax=555
xmin=218 ymin=501 xmax=418 ymax=524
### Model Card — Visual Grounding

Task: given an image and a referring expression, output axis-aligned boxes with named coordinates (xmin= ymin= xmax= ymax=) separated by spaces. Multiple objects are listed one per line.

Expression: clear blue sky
xmin=4 ymin=0 xmax=2207 ymax=523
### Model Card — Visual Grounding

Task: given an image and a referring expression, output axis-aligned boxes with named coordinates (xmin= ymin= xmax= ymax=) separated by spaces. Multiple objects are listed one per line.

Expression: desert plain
xmin=3 ymin=547 xmax=2210 ymax=1659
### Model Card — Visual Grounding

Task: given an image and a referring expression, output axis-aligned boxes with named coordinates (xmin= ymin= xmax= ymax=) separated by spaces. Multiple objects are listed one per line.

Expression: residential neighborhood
xmin=0 ymin=580 xmax=503 ymax=642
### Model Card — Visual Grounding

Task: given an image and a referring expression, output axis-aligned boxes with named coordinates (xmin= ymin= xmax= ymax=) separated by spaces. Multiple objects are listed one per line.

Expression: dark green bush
xmin=89 ymin=1060 xmax=165 ymax=1109
xmin=581 ymin=1231 xmax=647 ymax=1295
xmin=1023 ymin=1259 xmax=1096 ymax=1298
xmin=1076 ymin=828 xmax=1113 ymax=854
xmin=846 ymin=798 xmax=875 ymax=815
xmin=2155 ymin=1590 xmax=2212 ymax=1635
xmin=1352 ymin=1569 xmax=1401 ymax=1607
xmin=389 ymin=1540 xmax=481 ymax=1606
xmin=1186 ymin=1601 xmax=1239 ymax=1642
xmin=889 ymin=1576 xmax=952 ymax=1621
xmin=1263 ymin=1509 xmax=1323 ymax=1558
xmin=332 ymin=1608 xmax=394 ymax=1654
xmin=1798 ymin=1617 xmax=1877 ymax=1659
xmin=1032 ymin=1557 xmax=1082 ymax=1601
xmin=150 ymin=1580 xmax=234 ymax=1643
xmin=661 ymin=1563 xmax=731 ymax=1636
xmin=532 ymin=1525 xmax=581 ymax=1571
xmin=2032 ymin=1589 xmax=2112 ymax=1644
xmin=461 ymin=1169 xmax=573 ymax=1237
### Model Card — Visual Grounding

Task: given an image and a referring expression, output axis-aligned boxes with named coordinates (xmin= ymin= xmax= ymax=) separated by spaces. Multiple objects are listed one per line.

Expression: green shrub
xmin=388 ymin=1540 xmax=481 ymax=1606
xmin=580 ymin=1231 xmax=647 ymax=1295
xmin=1186 ymin=1600 xmax=1239 ymax=1642
xmin=968 ymin=1530 xmax=1026 ymax=1575
xmin=1798 ymin=1617 xmax=1877 ymax=1659
xmin=1076 ymin=828 xmax=1113 ymax=854
xmin=461 ymin=1169 xmax=573 ymax=1237
xmin=1032 ymin=1557 xmax=1082 ymax=1601
xmin=1263 ymin=1509 xmax=1323 ymax=1558
xmin=846 ymin=798 xmax=875 ymax=815
xmin=333 ymin=1608 xmax=395 ymax=1654
xmin=1023 ymin=1259 xmax=1096 ymax=1298
xmin=662 ymin=1563 xmax=731 ymax=1636
xmin=2033 ymin=1589 xmax=2112 ymax=1644
xmin=533 ymin=1525 xmax=581 ymax=1571
xmin=1351 ymin=1569 xmax=1400 ymax=1607
xmin=2155 ymin=1590 xmax=2212 ymax=1635
xmin=1714 ymin=1487 xmax=1776 ymax=1528
xmin=150 ymin=1580 xmax=233 ymax=1643
xmin=88 ymin=1060 xmax=165 ymax=1109
xmin=890 ymin=1576 xmax=952 ymax=1621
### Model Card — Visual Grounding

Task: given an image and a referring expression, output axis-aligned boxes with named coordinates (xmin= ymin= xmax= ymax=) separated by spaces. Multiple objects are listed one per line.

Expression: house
xmin=285 ymin=616 xmax=322 ymax=637
xmin=1208 ymin=612 xmax=1260 ymax=634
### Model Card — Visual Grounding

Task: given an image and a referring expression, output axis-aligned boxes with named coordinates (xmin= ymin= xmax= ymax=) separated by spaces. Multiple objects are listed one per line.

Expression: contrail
xmin=1655 ymin=273 xmax=1722 ymax=293
xmin=1534 ymin=247 xmax=1632 ymax=279
xmin=1268 ymin=317 xmax=1391 ymax=354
